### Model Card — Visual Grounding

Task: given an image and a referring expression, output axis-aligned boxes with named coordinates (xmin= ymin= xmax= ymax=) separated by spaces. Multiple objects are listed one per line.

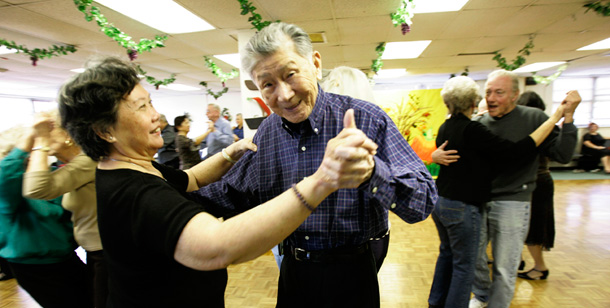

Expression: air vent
xmin=457 ymin=52 xmax=496 ymax=56
xmin=309 ymin=32 xmax=327 ymax=44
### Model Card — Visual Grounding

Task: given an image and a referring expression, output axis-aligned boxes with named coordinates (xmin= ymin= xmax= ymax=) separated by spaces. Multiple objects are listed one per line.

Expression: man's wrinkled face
xmin=485 ymin=75 xmax=519 ymax=118
xmin=252 ymin=40 xmax=322 ymax=123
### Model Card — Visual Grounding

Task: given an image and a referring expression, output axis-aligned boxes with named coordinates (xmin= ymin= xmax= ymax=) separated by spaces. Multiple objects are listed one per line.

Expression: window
xmin=552 ymin=76 xmax=610 ymax=126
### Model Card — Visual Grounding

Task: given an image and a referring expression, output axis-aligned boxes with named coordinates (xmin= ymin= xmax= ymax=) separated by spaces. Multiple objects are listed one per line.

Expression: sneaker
xmin=469 ymin=297 xmax=488 ymax=308
xmin=591 ymin=168 xmax=601 ymax=173
xmin=573 ymin=169 xmax=585 ymax=173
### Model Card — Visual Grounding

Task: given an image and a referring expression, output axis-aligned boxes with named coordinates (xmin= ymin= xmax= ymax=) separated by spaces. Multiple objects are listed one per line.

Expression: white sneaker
xmin=469 ymin=297 xmax=488 ymax=308
xmin=573 ymin=169 xmax=585 ymax=173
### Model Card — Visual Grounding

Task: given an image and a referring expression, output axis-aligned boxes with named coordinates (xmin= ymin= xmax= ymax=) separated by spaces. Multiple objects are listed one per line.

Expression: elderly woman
xmin=174 ymin=114 xmax=206 ymax=170
xmin=57 ymin=57 xmax=375 ymax=307
xmin=578 ymin=122 xmax=610 ymax=173
xmin=22 ymin=110 xmax=107 ymax=308
xmin=428 ymin=77 xmax=566 ymax=308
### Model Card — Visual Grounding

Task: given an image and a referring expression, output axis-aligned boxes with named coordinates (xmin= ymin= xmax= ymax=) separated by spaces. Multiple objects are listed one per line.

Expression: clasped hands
xmin=314 ymin=109 xmax=378 ymax=190
xmin=31 ymin=112 xmax=56 ymax=140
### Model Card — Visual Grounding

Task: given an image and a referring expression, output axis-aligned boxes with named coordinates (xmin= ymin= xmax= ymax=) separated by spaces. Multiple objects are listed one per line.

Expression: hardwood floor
xmin=2 ymin=179 xmax=609 ymax=307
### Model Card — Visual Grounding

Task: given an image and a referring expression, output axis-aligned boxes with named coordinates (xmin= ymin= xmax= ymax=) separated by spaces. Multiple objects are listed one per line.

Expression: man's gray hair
xmin=441 ymin=76 xmax=482 ymax=116
xmin=487 ymin=69 xmax=519 ymax=94
xmin=241 ymin=22 xmax=313 ymax=78
xmin=208 ymin=103 xmax=221 ymax=112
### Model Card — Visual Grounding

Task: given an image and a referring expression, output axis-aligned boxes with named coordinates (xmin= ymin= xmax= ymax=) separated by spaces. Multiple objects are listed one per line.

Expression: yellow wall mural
xmin=375 ymin=89 xmax=447 ymax=176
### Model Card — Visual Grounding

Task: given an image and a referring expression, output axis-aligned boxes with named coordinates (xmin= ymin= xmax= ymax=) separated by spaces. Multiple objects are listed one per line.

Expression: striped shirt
xmin=192 ymin=87 xmax=437 ymax=251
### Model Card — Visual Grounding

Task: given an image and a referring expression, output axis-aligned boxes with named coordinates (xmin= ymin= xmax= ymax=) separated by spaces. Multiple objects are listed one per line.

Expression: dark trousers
xmin=87 ymin=250 xmax=109 ymax=308
xmin=276 ymin=246 xmax=380 ymax=308
xmin=370 ymin=232 xmax=390 ymax=272
xmin=9 ymin=252 xmax=93 ymax=308
xmin=0 ymin=256 xmax=13 ymax=280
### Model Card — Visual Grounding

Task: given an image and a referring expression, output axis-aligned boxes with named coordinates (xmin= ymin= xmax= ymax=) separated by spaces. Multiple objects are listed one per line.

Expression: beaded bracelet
xmin=221 ymin=148 xmax=236 ymax=164
xmin=291 ymin=184 xmax=316 ymax=212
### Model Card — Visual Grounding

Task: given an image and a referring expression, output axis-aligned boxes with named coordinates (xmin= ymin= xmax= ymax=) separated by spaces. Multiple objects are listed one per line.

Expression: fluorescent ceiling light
xmin=71 ymin=68 xmax=86 ymax=73
xmin=160 ymin=84 xmax=200 ymax=91
xmin=382 ymin=41 xmax=431 ymax=59
xmin=414 ymin=0 xmax=469 ymax=13
xmin=512 ymin=62 xmax=566 ymax=73
xmin=0 ymin=81 xmax=36 ymax=89
xmin=374 ymin=69 xmax=408 ymax=79
xmin=0 ymin=46 xmax=18 ymax=55
xmin=214 ymin=53 xmax=241 ymax=68
xmin=577 ymin=38 xmax=610 ymax=51
xmin=95 ymin=0 xmax=214 ymax=34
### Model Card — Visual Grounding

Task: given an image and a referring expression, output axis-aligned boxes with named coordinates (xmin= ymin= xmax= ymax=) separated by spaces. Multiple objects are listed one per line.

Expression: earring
xmin=64 ymin=139 xmax=74 ymax=147
xmin=109 ymin=136 xmax=114 ymax=141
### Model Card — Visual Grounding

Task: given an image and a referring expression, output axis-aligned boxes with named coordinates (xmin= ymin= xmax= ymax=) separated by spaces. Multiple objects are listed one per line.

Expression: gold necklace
xmin=106 ymin=157 xmax=145 ymax=168
xmin=105 ymin=157 xmax=165 ymax=179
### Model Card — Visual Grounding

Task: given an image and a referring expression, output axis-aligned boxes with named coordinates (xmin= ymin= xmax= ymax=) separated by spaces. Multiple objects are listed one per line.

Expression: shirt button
xmin=314 ymin=128 xmax=319 ymax=133
xmin=301 ymin=146 xmax=306 ymax=152
xmin=372 ymin=187 xmax=378 ymax=194
xmin=391 ymin=203 xmax=397 ymax=209
xmin=305 ymin=236 xmax=310 ymax=240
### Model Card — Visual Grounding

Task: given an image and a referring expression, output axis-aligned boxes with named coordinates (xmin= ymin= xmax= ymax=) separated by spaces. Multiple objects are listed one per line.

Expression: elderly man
xmin=233 ymin=113 xmax=244 ymax=141
xmin=434 ymin=70 xmax=580 ymax=308
xmin=192 ymin=22 xmax=437 ymax=307
xmin=156 ymin=114 xmax=180 ymax=169
xmin=201 ymin=103 xmax=234 ymax=159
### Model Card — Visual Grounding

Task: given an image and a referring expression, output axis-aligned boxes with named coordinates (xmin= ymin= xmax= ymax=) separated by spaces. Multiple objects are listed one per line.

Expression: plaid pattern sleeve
xmin=191 ymin=87 xmax=438 ymax=250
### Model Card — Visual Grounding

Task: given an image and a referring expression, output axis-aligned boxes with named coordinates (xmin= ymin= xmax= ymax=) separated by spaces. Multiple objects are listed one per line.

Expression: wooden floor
xmin=2 ymin=179 xmax=609 ymax=307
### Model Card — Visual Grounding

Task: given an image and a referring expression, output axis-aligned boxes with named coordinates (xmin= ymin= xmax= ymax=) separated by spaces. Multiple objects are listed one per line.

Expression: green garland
xmin=74 ymin=0 xmax=168 ymax=60
xmin=237 ymin=0 xmax=275 ymax=31
xmin=584 ymin=1 xmax=610 ymax=16
xmin=137 ymin=65 xmax=176 ymax=90
xmin=390 ymin=0 xmax=416 ymax=34
xmin=221 ymin=108 xmax=233 ymax=121
xmin=492 ymin=36 xmax=535 ymax=71
xmin=371 ymin=42 xmax=386 ymax=74
xmin=203 ymin=56 xmax=239 ymax=83
xmin=450 ymin=67 xmax=469 ymax=78
xmin=0 ymin=38 xmax=76 ymax=66
xmin=200 ymin=81 xmax=229 ymax=100
xmin=532 ymin=64 xmax=568 ymax=85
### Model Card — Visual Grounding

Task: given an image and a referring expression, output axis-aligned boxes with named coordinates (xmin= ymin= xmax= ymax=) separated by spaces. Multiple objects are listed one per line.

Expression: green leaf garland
xmin=200 ymin=81 xmax=229 ymax=100
xmin=136 ymin=65 xmax=176 ymax=90
xmin=0 ymin=39 xmax=76 ymax=66
xmin=237 ymin=0 xmax=276 ymax=31
xmin=203 ymin=56 xmax=239 ymax=83
xmin=371 ymin=42 xmax=386 ymax=74
xmin=584 ymin=1 xmax=610 ymax=16
xmin=532 ymin=64 xmax=568 ymax=85
xmin=74 ymin=0 xmax=168 ymax=60
xmin=390 ymin=0 xmax=416 ymax=34
xmin=492 ymin=36 xmax=535 ymax=71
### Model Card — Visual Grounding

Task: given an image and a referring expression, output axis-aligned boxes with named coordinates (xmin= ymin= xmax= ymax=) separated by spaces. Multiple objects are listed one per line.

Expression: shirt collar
xmin=280 ymin=84 xmax=326 ymax=137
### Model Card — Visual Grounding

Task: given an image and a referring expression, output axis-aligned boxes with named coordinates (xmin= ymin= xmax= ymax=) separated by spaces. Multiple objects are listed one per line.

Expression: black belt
xmin=286 ymin=243 xmax=370 ymax=263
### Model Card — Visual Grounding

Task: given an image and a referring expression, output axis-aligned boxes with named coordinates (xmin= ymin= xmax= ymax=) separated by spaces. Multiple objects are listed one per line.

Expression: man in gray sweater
xmin=434 ymin=70 xmax=581 ymax=308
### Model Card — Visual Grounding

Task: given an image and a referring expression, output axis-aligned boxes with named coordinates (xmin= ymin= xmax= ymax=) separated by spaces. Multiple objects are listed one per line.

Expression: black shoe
xmin=518 ymin=268 xmax=549 ymax=280
xmin=519 ymin=260 xmax=525 ymax=271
